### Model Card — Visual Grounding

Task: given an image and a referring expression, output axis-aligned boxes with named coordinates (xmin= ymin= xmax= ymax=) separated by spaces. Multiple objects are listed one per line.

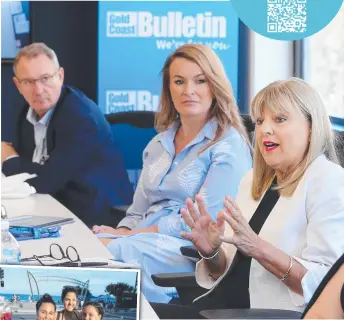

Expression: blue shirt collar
xmin=158 ymin=118 xmax=218 ymax=155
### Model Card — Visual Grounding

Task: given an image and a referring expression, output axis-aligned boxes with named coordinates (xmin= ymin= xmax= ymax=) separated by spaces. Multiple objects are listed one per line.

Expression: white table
xmin=1 ymin=193 xmax=159 ymax=319
xmin=2 ymin=194 xmax=112 ymax=260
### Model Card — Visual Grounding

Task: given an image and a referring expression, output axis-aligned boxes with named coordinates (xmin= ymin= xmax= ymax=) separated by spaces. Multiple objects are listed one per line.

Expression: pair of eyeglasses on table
xmin=21 ymin=243 xmax=109 ymax=267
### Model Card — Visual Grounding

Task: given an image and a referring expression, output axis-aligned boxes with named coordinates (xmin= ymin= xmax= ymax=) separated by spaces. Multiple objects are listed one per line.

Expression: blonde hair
xmin=13 ymin=43 xmax=60 ymax=75
xmin=250 ymin=77 xmax=339 ymax=200
xmin=155 ymin=44 xmax=250 ymax=152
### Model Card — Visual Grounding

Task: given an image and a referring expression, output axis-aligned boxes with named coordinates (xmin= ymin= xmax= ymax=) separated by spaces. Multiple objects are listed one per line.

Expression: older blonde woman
xmin=93 ymin=44 xmax=252 ymax=303
xmin=152 ymin=78 xmax=344 ymax=318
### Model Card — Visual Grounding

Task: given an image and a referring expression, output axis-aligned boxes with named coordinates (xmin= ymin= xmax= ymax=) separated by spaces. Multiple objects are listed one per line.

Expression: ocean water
xmin=0 ymin=293 xmax=61 ymax=303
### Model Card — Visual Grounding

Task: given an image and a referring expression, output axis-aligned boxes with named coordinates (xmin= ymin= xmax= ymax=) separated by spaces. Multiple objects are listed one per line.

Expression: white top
xmin=195 ymin=155 xmax=344 ymax=312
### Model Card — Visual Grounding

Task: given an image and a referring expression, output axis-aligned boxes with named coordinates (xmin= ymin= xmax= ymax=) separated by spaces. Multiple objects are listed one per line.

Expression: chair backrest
xmin=241 ymin=114 xmax=255 ymax=144
xmin=105 ymin=111 xmax=156 ymax=128
xmin=106 ymin=111 xmax=157 ymax=190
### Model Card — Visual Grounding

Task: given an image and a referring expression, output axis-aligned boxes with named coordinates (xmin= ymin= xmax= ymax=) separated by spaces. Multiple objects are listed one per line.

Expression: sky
xmin=0 ymin=266 xmax=139 ymax=296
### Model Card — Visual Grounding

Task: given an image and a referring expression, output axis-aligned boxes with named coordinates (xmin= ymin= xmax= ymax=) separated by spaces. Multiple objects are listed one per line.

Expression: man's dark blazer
xmin=2 ymin=86 xmax=133 ymax=227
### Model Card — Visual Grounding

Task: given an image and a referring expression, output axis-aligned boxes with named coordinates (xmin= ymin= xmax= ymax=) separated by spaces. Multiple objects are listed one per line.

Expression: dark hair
xmin=61 ymin=286 xmax=78 ymax=301
xmin=83 ymin=301 xmax=104 ymax=319
xmin=36 ymin=293 xmax=56 ymax=313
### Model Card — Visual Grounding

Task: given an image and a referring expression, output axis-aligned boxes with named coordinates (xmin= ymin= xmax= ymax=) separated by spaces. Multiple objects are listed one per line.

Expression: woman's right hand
xmin=180 ymin=195 xmax=225 ymax=257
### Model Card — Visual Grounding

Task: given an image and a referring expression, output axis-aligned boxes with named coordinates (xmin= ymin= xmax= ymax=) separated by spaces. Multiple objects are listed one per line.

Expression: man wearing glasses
xmin=1 ymin=42 xmax=133 ymax=228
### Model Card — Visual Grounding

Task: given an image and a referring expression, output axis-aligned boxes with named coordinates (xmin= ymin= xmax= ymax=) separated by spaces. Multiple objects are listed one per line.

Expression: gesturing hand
xmin=220 ymin=196 xmax=261 ymax=257
xmin=180 ymin=195 xmax=226 ymax=257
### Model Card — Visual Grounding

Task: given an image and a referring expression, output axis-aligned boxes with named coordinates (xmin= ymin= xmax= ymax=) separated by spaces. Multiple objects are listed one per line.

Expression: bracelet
xmin=280 ymin=256 xmax=293 ymax=281
xmin=198 ymin=248 xmax=220 ymax=260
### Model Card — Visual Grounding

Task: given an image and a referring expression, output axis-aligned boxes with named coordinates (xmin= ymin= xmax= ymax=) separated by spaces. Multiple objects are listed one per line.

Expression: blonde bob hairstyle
xmin=250 ymin=77 xmax=339 ymax=200
xmin=155 ymin=44 xmax=250 ymax=152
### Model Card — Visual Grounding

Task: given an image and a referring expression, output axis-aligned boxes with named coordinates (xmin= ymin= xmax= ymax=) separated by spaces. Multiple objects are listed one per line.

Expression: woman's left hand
xmin=95 ymin=227 xmax=133 ymax=247
xmin=92 ymin=225 xmax=133 ymax=235
xmin=221 ymin=196 xmax=261 ymax=257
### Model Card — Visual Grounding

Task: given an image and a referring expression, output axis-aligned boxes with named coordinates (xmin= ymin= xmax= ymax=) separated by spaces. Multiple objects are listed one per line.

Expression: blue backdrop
xmin=97 ymin=1 xmax=240 ymax=189
xmin=98 ymin=1 xmax=240 ymax=113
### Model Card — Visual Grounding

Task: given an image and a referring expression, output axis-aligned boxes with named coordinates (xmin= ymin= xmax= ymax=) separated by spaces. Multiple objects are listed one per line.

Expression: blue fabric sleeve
xmin=158 ymin=133 xmax=252 ymax=238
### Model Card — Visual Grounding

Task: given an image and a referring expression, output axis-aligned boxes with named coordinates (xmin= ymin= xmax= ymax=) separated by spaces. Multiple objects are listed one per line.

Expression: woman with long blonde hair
xmin=93 ymin=44 xmax=252 ymax=303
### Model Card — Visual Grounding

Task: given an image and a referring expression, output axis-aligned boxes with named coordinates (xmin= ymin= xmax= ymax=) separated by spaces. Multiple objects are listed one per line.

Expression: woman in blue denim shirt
xmin=93 ymin=44 xmax=252 ymax=303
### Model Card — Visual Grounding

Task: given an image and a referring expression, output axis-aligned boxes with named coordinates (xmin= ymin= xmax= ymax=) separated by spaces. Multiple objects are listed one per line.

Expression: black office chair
xmin=105 ymin=111 xmax=157 ymax=224
xmin=152 ymin=271 xmax=302 ymax=319
xmin=105 ymin=111 xmax=156 ymax=128
xmin=152 ymin=269 xmax=302 ymax=319
xmin=241 ymin=114 xmax=256 ymax=134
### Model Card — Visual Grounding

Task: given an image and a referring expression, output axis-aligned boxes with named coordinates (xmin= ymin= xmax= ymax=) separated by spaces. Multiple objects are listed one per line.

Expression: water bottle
xmin=1 ymin=220 xmax=21 ymax=264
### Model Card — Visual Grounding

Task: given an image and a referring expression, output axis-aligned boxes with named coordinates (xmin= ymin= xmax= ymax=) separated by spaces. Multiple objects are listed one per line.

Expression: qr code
xmin=267 ymin=0 xmax=307 ymax=33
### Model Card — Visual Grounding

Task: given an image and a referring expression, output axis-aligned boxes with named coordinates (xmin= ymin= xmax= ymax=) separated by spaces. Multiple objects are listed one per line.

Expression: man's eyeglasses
xmin=21 ymin=243 xmax=81 ymax=267
xmin=17 ymin=70 xmax=59 ymax=87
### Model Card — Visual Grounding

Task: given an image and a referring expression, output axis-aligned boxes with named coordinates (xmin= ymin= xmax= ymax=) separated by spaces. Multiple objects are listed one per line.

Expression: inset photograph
xmin=0 ymin=265 xmax=140 ymax=320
